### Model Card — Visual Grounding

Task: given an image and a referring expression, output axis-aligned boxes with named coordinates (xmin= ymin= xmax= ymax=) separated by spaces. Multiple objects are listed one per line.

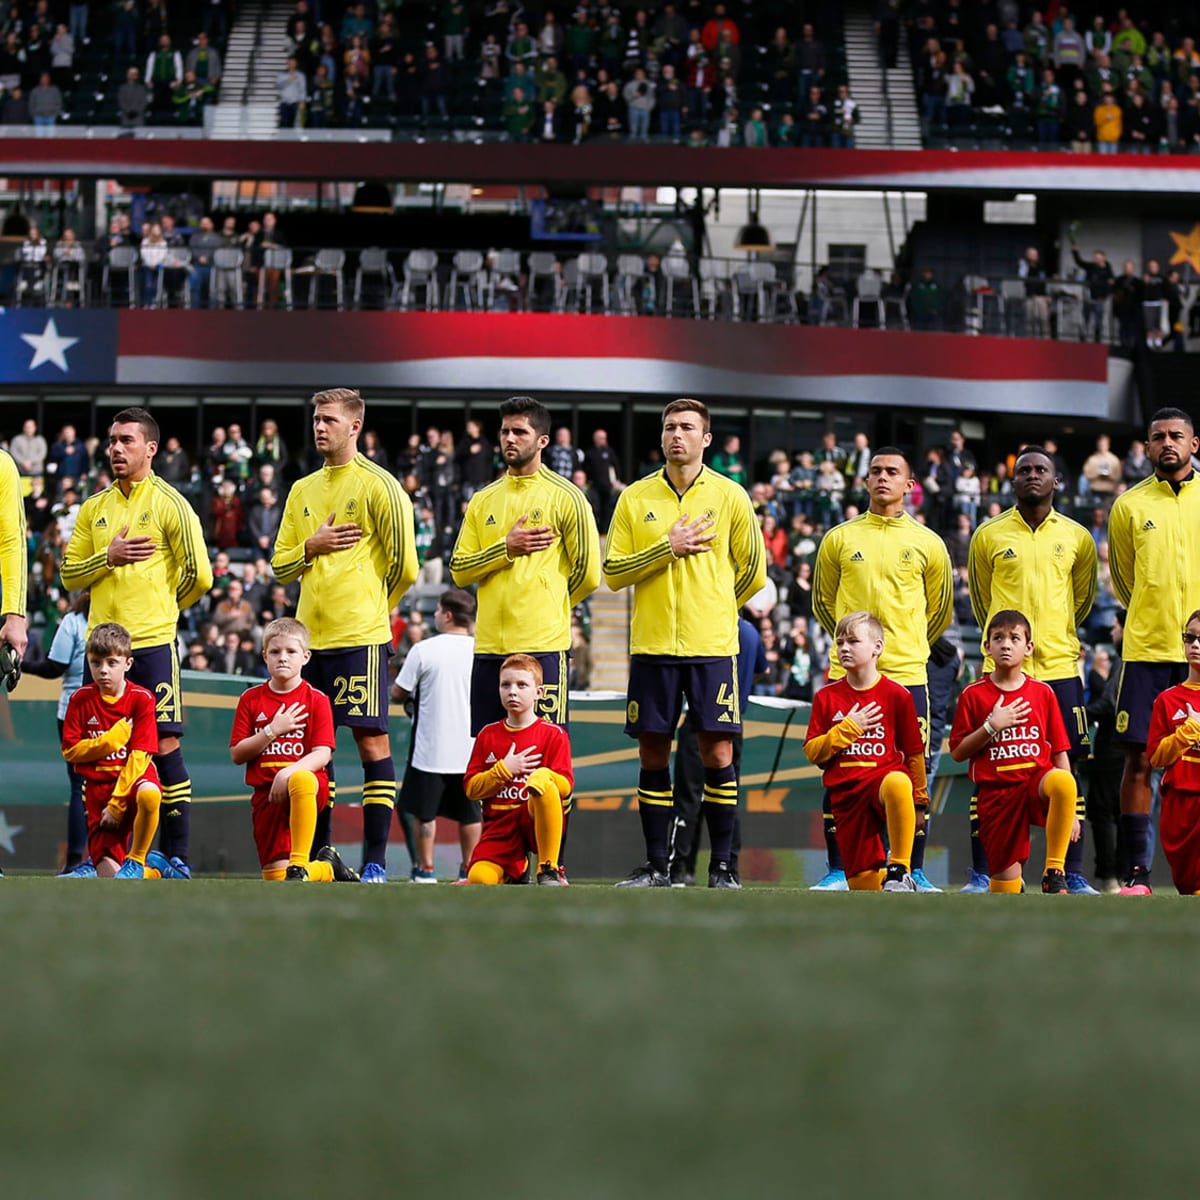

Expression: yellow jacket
xmin=0 ymin=450 xmax=27 ymax=619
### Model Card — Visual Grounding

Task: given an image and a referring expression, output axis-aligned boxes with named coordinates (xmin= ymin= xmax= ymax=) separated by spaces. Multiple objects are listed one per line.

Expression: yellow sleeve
xmin=602 ymin=491 xmax=674 ymax=590
xmin=908 ymin=754 xmax=929 ymax=807
xmin=924 ymin=537 xmax=954 ymax=646
xmin=464 ymin=759 xmax=514 ymax=802
xmin=1149 ymin=719 xmax=1200 ymax=769
xmin=448 ymin=496 xmax=510 ymax=587
xmin=812 ymin=531 xmax=841 ymax=637
xmin=112 ymin=749 xmax=155 ymax=803
xmin=161 ymin=486 xmax=213 ymax=610
xmin=374 ymin=473 xmax=418 ymax=609
xmin=803 ymin=716 xmax=862 ymax=766
xmin=729 ymin=486 xmax=767 ymax=608
xmin=61 ymin=498 xmax=111 ymax=591
xmin=561 ymin=484 xmax=601 ymax=608
xmin=1072 ymin=528 xmax=1098 ymax=628
xmin=271 ymin=487 xmax=310 ymax=586
xmin=62 ymin=719 xmax=133 ymax=763
xmin=967 ymin=527 xmax=991 ymax=630
xmin=1108 ymin=501 xmax=1134 ymax=608
xmin=0 ymin=451 xmax=27 ymax=617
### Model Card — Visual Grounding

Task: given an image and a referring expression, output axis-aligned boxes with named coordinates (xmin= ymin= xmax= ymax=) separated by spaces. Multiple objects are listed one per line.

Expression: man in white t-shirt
xmin=393 ymin=588 xmax=481 ymax=882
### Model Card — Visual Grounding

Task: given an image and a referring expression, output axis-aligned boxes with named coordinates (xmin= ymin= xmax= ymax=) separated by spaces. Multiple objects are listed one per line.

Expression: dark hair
xmin=1014 ymin=446 xmax=1055 ymax=470
xmin=499 ymin=395 xmax=551 ymax=438
xmin=986 ymin=608 xmax=1032 ymax=641
xmin=871 ymin=446 xmax=912 ymax=475
xmin=662 ymin=397 xmax=710 ymax=432
xmin=437 ymin=587 xmax=477 ymax=628
xmin=111 ymin=406 xmax=159 ymax=445
xmin=1149 ymin=406 xmax=1194 ymax=433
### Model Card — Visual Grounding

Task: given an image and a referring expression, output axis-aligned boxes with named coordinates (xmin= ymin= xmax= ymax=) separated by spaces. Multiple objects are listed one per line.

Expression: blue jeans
xmin=628 ymin=106 xmax=649 ymax=139
xmin=69 ymin=3 xmax=88 ymax=41
xmin=658 ymin=108 xmax=680 ymax=140
xmin=372 ymin=65 xmax=395 ymax=100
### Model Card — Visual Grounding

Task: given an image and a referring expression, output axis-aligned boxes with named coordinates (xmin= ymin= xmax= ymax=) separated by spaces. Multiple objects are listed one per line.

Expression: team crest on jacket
xmin=530 ymin=508 xmax=543 ymax=522
xmin=138 ymin=511 xmax=153 ymax=528
xmin=627 ymin=700 xmax=639 ymax=724
xmin=346 ymin=498 xmax=358 ymax=519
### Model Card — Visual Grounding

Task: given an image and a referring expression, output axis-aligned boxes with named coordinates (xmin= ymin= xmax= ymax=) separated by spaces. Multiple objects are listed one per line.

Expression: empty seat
xmin=449 ymin=249 xmax=484 ymax=310
xmin=399 ymin=249 xmax=439 ymax=310
xmin=354 ymin=246 xmax=397 ymax=310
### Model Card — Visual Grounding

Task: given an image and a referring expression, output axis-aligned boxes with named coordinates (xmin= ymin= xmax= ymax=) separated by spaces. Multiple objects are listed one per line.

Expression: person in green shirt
xmin=536 ymin=55 xmax=567 ymax=105
xmin=505 ymin=86 xmax=535 ymax=140
xmin=442 ymin=0 xmax=468 ymax=63
xmin=566 ymin=9 xmax=597 ymax=71
xmin=173 ymin=71 xmax=213 ymax=124
xmin=710 ymin=434 xmax=747 ymax=485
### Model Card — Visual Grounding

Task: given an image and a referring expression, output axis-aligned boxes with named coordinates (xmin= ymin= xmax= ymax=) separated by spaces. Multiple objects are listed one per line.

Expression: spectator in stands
xmin=1094 ymin=86 xmax=1121 ymax=153
xmin=49 ymin=22 xmax=72 ymax=89
xmin=1143 ymin=257 xmax=1167 ymax=348
xmin=247 ymin=486 xmax=282 ymax=555
xmin=186 ymin=31 xmax=222 ymax=94
xmin=1053 ymin=17 xmax=1086 ymax=88
xmin=1071 ymin=240 xmax=1114 ymax=341
xmin=341 ymin=3 xmax=371 ymax=42
xmin=656 ymin=62 xmax=684 ymax=141
xmin=1124 ymin=90 xmax=1158 ymax=154
xmin=444 ymin=2 xmax=468 ymax=65
xmin=944 ymin=511 xmax=973 ymax=569
xmin=800 ymin=84 xmax=828 ymax=147
xmin=920 ymin=49 xmax=948 ymax=128
xmin=209 ymin=479 xmax=245 ymax=550
xmin=831 ymin=85 xmax=860 ymax=148
xmin=156 ymin=435 xmax=190 ymax=487
xmin=624 ymin=66 xmax=655 ymax=140
xmin=566 ymin=9 xmax=596 ymax=74
xmin=1018 ymin=246 xmax=1049 ymax=336
xmin=547 ymin=427 xmax=579 ymax=479
xmin=287 ymin=20 xmax=318 ymax=76
xmin=536 ymin=55 xmax=567 ymax=106
xmin=1112 ymin=258 xmax=1143 ymax=350
xmin=1 ymin=83 xmax=29 ymax=125
xmin=456 ymin=420 xmax=494 ymax=500
xmin=28 ymin=71 xmax=61 ymax=132
xmin=12 ymin=418 xmax=47 ymax=481
xmin=743 ymin=105 xmax=769 ymax=147
xmin=505 ymin=84 xmax=535 ymax=140
xmin=307 ymin=61 xmax=336 ymax=125
xmin=189 ymin=215 xmax=220 ymax=305
xmin=584 ymin=429 xmax=621 ymax=525
xmin=908 ymin=267 xmax=945 ymax=330
xmin=212 ymin=579 xmax=256 ymax=639
xmin=945 ymin=59 xmax=974 ymax=122
xmin=47 ymin=425 xmax=89 ymax=496
xmin=277 ymin=56 xmax=307 ymax=128
xmin=711 ymin=434 xmax=746 ymax=485
xmin=146 ymin=34 xmax=182 ymax=115
xmin=112 ymin=0 xmax=137 ymax=64
xmin=1064 ymin=87 xmax=1093 ymax=150
xmin=507 ymin=19 xmax=537 ymax=69
xmin=1081 ymin=435 xmax=1122 ymax=508
xmin=173 ymin=70 xmax=214 ymax=124
xmin=361 ymin=429 xmax=387 ymax=471
xmin=1034 ymin=67 xmax=1062 ymax=143
xmin=118 ymin=65 xmax=148 ymax=128
xmin=139 ymin=222 xmax=168 ymax=304
xmin=1123 ymin=438 xmax=1151 ymax=485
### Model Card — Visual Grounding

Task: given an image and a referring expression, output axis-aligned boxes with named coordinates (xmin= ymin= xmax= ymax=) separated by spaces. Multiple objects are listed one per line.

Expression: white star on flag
xmin=0 ymin=810 xmax=25 ymax=855
xmin=21 ymin=317 xmax=79 ymax=372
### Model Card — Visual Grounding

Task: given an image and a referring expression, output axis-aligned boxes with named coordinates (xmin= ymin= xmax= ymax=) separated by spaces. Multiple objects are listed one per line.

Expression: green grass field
xmin=3 ymin=880 xmax=1197 ymax=1197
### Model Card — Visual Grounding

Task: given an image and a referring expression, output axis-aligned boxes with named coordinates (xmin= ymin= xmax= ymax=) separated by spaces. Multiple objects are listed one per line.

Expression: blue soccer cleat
xmin=59 ymin=859 xmax=98 ymax=878
xmin=1066 ymin=872 xmax=1101 ymax=895
xmin=809 ymin=867 xmax=848 ymax=892
xmin=167 ymin=856 xmax=191 ymax=879
xmin=410 ymin=866 xmax=437 ymax=884
xmin=960 ymin=869 xmax=990 ymax=894
xmin=361 ymin=862 xmax=388 ymax=884
xmin=113 ymin=858 xmax=145 ymax=879
xmin=146 ymin=850 xmax=188 ymax=879
xmin=910 ymin=869 xmax=943 ymax=893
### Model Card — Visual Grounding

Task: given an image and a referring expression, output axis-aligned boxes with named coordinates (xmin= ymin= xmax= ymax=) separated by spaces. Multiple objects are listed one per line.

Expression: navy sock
xmin=969 ymin=793 xmax=990 ymax=874
xmin=362 ymin=757 xmax=396 ymax=867
xmin=311 ymin=769 xmax=333 ymax=858
xmin=822 ymin=788 xmax=843 ymax=871
xmin=638 ymin=767 xmax=672 ymax=873
xmin=1120 ymin=812 xmax=1152 ymax=874
xmin=66 ymin=765 xmax=87 ymax=863
xmin=911 ymin=812 xmax=929 ymax=871
xmin=702 ymin=763 xmax=738 ymax=864
xmin=156 ymin=747 xmax=191 ymax=863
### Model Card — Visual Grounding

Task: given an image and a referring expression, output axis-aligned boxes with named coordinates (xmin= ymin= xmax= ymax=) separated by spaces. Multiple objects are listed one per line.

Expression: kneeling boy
xmin=464 ymin=654 xmax=573 ymax=886
xmin=1146 ymin=609 xmax=1200 ymax=896
xmin=230 ymin=617 xmax=358 ymax=882
xmin=949 ymin=609 xmax=1078 ymax=894
xmin=804 ymin=611 xmax=927 ymax=891
xmin=62 ymin=622 xmax=166 ymax=879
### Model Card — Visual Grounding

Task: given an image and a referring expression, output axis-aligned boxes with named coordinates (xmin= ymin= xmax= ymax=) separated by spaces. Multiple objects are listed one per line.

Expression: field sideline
xmin=3 ymin=880 xmax=1196 ymax=1197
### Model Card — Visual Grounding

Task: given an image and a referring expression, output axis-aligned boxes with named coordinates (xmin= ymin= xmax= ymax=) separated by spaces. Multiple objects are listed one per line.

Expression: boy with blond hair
xmin=463 ymin=653 xmax=574 ymax=885
xmin=230 ymin=617 xmax=359 ymax=882
xmin=803 ymin=611 xmax=927 ymax=891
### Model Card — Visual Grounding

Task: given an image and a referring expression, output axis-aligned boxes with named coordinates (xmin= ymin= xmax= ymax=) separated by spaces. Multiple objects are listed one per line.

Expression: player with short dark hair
xmin=62 ymin=407 xmax=212 ymax=876
xmin=606 ymin=398 xmax=766 ymax=889
xmin=966 ymin=447 xmax=1098 ymax=893
xmin=272 ymin=388 xmax=418 ymax=883
xmin=450 ymin=394 xmax=600 ymax=734
xmin=1108 ymin=407 xmax=1200 ymax=894
xmin=813 ymin=446 xmax=953 ymax=891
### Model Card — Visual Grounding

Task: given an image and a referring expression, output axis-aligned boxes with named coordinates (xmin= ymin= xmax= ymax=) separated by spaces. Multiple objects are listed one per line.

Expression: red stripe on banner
xmin=117 ymin=312 xmax=1106 ymax=383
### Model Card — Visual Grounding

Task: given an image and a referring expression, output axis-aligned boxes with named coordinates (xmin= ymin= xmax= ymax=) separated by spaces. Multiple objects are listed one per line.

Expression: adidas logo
xmin=849 ymin=551 xmax=864 ymax=562
xmin=303 ymin=506 xmax=310 ymax=517
xmin=256 ymin=711 xmax=268 ymax=721
xmin=1174 ymin=709 xmax=1187 ymax=720
xmin=485 ymin=514 xmax=496 ymax=526
xmin=1002 ymin=548 xmax=1017 ymax=559
xmin=644 ymin=511 xmax=657 ymax=522
xmin=348 ymin=705 xmax=363 ymax=716
xmin=87 ymin=716 xmax=100 ymax=726
xmin=1142 ymin=519 xmax=1156 ymax=531
xmin=95 ymin=516 xmax=107 ymax=527
xmin=485 ymin=752 xmax=497 ymax=763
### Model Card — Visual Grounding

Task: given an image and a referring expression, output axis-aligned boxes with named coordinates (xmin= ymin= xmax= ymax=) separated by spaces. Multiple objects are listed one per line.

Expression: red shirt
xmin=230 ymin=679 xmax=335 ymax=791
xmin=1147 ymin=682 xmax=1200 ymax=795
xmin=466 ymin=717 xmax=574 ymax=821
xmin=62 ymin=681 xmax=159 ymax=784
xmin=949 ymin=674 xmax=1069 ymax=785
xmin=805 ymin=675 xmax=924 ymax=789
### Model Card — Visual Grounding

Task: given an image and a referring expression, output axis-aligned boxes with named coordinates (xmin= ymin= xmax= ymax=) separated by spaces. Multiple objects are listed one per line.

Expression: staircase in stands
xmin=211 ymin=0 xmax=293 ymax=139
xmin=585 ymin=545 xmax=631 ymax=694
xmin=842 ymin=6 xmax=923 ymax=149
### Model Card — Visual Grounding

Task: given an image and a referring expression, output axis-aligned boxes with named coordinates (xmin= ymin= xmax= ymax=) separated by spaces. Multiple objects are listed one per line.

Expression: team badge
xmin=530 ymin=508 xmax=543 ymax=522
xmin=1054 ymin=542 xmax=1065 ymax=558
xmin=1116 ymin=711 xmax=1129 ymax=733
xmin=900 ymin=549 xmax=913 ymax=563
xmin=346 ymin=499 xmax=358 ymax=519
xmin=626 ymin=700 xmax=639 ymax=724
xmin=138 ymin=511 xmax=153 ymax=528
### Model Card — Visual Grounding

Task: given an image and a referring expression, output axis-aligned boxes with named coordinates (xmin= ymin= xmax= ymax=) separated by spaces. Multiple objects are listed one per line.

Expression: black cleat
xmin=669 ymin=858 xmax=692 ymax=888
xmin=1119 ymin=866 xmax=1153 ymax=895
xmin=536 ymin=862 xmax=569 ymax=886
xmin=708 ymin=861 xmax=742 ymax=890
xmin=0 ymin=642 xmax=20 ymax=692
xmin=1041 ymin=868 xmax=1068 ymax=894
xmin=316 ymin=845 xmax=361 ymax=882
xmin=615 ymin=863 xmax=671 ymax=888
xmin=285 ymin=864 xmax=309 ymax=881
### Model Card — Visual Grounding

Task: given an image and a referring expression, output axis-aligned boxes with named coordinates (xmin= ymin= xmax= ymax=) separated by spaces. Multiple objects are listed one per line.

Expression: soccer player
xmin=61 ymin=622 xmax=178 ymax=879
xmin=1146 ymin=609 xmax=1200 ymax=895
xmin=230 ymin=617 xmax=359 ymax=883
xmin=449 ymin=395 xmax=600 ymax=734
xmin=813 ymin=448 xmax=953 ymax=891
xmin=967 ymin=447 xmax=1098 ymax=893
xmin=948 ymin=610 xmax=1079 ymax=894
xmin=273 ymin=387 xmax=418 ymax=883
xmin=0 ymin=445 xmax=28 ymax=877
xmin=393 ymin=588 xmax=482 ymax=883
xmin=803 ymin=612 xmax=928 ymax=891
xmin=605 ymin=398 xmax=766 ymax=889
xmin=1108 ymin=407 xmax=1200 ymax=894
xmin=62 ymin=408 xmax=212 ymax=875
xmin=463 ymin=654 xmax=573 ymax=886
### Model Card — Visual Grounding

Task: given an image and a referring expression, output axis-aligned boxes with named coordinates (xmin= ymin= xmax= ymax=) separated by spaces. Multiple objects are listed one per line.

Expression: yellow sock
xmin=467 ymin=860 xmax=505 ymax=885
xmin=880 ymin=771 xmax=916 ymax=871
xmin=1042 ymin=768 xmax=1076 ymax=873
xmin=989 ymin=876 xmax=1023 ymax=893
xmin=144 ymin=867 xmax=162 ymax=879
xmin=306 ymin=860 xmax=334 ymax=882
xmin=263 ymin=866 xmax=287 ymax=881
xmin=287 ymin=770 xmax=319 ymax=867
xmin=849 ymin=868 xmax=886 ymax=891
xmin=128 ymin=782 xmax=162 ymax=864
xmin=525 ymin=768 xmax=563 ymax=869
